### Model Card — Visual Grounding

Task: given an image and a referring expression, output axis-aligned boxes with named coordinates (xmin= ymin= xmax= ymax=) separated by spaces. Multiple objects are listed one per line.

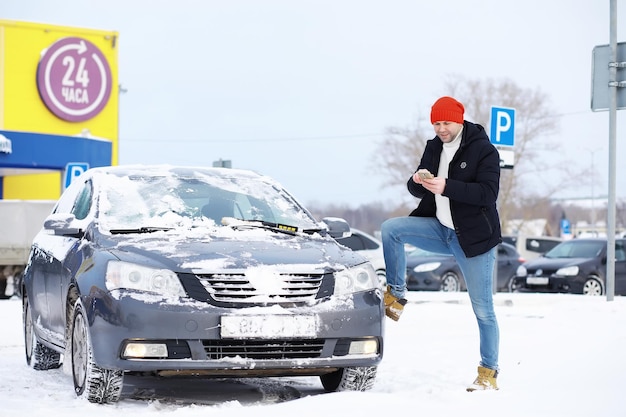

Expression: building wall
xmin=0 ymin=19 xmax=119 ymax=199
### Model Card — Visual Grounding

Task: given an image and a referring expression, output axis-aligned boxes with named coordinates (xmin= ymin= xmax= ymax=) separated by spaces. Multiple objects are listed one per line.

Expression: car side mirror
xmin=43 ymin=213 xmax=83 ymax=237
xmin=321 ymin=217 xmax=351 ymax=239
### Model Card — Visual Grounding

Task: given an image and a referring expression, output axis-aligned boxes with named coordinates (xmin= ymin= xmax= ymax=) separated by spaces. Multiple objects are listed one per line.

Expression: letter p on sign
xmin=64 ymin=162 xmax=90 ymax=189
xmin=489 ymin=106 xmax=515 ymax=147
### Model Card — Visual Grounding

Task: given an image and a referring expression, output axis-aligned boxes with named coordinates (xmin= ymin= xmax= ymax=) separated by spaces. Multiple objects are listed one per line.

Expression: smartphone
xmin=417 ymin=170 xmax=434 ymax=180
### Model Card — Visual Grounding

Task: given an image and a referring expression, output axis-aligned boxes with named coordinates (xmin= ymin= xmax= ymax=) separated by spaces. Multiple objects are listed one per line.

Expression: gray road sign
xmin=591 ymin=42 xmax=626 ymax=111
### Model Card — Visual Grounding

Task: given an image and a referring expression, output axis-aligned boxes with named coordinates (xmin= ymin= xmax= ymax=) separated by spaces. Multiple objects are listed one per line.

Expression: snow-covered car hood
xmin=102 ymin=226 xmax=365 ymax=273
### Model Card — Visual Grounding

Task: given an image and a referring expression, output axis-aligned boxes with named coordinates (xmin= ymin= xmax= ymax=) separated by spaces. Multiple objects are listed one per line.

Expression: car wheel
xmin=319 ymin=366 xmax=377 ymax=392
xmin=0 ymin=275 xmax=10 ymax=299
xmin=582 ymin=277 xmax=604 ymax=296
xmin=506 ymin=276 xmax=517 ymax=293
xmin=71 ymin=302 xmax=124 ymax=403
xmin=376 ymin=269 xmax=387 ymax=286
xmin=23 ymin=296 xmax=62 ymax=370
xmin=440 ymin=272 xmax=461 ymax=292
xmin=14 ymin=270 xmax=24 ymax=299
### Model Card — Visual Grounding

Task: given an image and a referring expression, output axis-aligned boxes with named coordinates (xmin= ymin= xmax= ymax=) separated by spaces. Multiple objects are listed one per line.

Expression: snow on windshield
xmin=95 ymin=167 xmax=319 ymax=231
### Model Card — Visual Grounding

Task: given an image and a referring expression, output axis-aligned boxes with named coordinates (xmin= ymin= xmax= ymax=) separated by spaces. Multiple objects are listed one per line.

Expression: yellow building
xmin=0 ymin=19 xmax=119 ymax=200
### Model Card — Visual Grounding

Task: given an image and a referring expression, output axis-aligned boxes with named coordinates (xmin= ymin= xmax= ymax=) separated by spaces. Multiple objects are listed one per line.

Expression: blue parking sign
xmin=64 ymin=162 xmax=89 ymax=189
xmin=490 ymin=106 xmax=515 ymax=147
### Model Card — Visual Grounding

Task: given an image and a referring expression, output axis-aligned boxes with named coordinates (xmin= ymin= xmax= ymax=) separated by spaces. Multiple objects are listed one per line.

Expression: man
xmin=380 ymin=96 xmax=502 ymax=391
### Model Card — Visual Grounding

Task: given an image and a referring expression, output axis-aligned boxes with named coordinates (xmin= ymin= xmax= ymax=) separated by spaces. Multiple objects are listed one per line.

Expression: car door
xmin=613 ymin=240 xmax=626 ymax=295
xmin=32 ymin=178 xmax=92 ymax=346
xmin=496 ymin=244 xmax=519 ymax=290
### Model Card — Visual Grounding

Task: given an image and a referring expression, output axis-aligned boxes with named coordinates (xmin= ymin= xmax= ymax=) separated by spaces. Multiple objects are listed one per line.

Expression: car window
xmin=616 ymin=242 xmax=626 ymax=261
xmin=525 ymin=238 xmax=561 ymax=254
xmin=338 ymin=235 xmax=366 ymax=251
xmin=498 ymin=245 xmax=511 ymax=257
xmin=72 ymin=181 xmax=93 ymax=220
xmin=545 ymin=241 xmax=604 ymax=259
xmin=337 ymin=232 xmax=380 ymax=251
xmin=502 ymin=236 xmax=516 ymax=246
xmin=354 ymin=232 xmax=380 ymax=250
xmin=54 ymin=176 xmax=85 ymax=214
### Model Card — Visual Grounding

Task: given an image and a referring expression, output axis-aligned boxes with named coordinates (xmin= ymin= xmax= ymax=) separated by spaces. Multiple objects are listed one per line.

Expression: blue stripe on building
xmin=0 ymin=130 xmax=112 ymax=169
xmin=0 ymin=130 xmax=112 ymax=197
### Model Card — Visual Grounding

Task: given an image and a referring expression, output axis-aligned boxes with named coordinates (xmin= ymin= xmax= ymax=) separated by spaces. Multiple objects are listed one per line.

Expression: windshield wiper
xmin=109 ymin=227 xmax=173 ymax=235
xmin=221 ymin=217 xmax=305 ymax=236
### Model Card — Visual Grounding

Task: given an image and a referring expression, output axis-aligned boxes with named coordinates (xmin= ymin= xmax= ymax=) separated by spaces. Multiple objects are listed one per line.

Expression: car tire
xmin=582 ymin=277 xmax=604 ymax=296
xmin=71 ymin=302 xmax=124 ymax=404
xmin=376 ymin=269 xmax=387 ymax=286
xmin=440 ymin=272 xmax=461 ymax=292
xmin=23 ymin=296 xmax=62 ymax=370
xmin=0 ymin=276 xmax=9 ymax=299
xmin=319 ymin=366 xmax=377 ymax=392
xmin=14 ymin=270 xmax=24 ymax=299
xmin=506 ymin=276 xmax=518 ymax=293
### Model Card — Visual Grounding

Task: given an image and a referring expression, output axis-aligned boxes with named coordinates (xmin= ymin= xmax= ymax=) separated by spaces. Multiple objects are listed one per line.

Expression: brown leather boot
xmin=466 ymin=366 xmax=499 ymax=391
xmin=383 ymin=286 xmax=407 ymax=321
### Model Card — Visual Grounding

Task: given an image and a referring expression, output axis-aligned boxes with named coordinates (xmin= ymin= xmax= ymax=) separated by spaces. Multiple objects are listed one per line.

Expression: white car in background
xmin=337 ymin=229 xmax=386 ymax=284
xmin=502 ymin=235 xmax=562 ymax=261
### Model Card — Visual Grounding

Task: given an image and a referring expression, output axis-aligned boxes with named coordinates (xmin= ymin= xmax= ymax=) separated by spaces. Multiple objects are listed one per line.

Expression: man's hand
xmin=413 ymin=171 xmax=446 ymax=195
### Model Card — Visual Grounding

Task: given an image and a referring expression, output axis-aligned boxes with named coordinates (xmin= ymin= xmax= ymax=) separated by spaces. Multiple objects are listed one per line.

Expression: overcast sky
xmin=3 ymin=0 xmax=625 ymax=207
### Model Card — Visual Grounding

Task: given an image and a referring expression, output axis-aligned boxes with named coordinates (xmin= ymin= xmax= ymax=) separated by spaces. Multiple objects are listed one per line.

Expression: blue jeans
xmin=381 ymin=216 xmax=500 ymax=371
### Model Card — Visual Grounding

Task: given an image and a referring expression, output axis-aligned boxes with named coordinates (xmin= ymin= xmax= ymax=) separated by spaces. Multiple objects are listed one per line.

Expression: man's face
xmin=433 ymin=121 xmax=462 ymax=143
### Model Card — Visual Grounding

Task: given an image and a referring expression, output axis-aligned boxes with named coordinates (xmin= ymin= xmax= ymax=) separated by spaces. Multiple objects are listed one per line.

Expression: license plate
xmin=220 ymin=315 xmax=317 ymax=339
xmin=526 ymin=277 xmax=549 ymax=285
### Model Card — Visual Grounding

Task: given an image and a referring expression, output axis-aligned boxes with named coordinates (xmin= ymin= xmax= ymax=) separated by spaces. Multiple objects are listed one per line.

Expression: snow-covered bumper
xmin=85 ymin=288 xmax=385 ymax=376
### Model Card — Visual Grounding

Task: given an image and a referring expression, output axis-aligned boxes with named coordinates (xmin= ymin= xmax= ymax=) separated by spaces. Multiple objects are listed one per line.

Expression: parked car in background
xmin=22 ymin=165 xmax=384 ymax=404
xmin=406 ymin=248 xmax=464 ymax=292
xmin=337 ymin=229 xmax=386 ymax=284
xmin=502 ymin=235 xmax=562 ymax=261
xmin=495 ymin=242 xmax=527 ymax=291
xmin=512 ymin=238 xmax=626 ymax=295
xmin=406 ymin=242 xmax=524 ymax=292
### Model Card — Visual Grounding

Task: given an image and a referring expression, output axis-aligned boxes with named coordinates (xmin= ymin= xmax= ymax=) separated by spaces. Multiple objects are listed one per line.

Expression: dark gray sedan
xmin=512 ymin=238 xmax=626 ymax=295
xmin=22 ymin=165 xmax=384 ymax=403
xmin=406 ymin=243 xmax=524 ymax=292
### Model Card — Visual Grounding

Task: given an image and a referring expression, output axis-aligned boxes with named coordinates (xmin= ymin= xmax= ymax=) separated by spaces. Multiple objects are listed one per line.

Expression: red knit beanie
xmin=430 ymin=96 xmax=465 ymax=124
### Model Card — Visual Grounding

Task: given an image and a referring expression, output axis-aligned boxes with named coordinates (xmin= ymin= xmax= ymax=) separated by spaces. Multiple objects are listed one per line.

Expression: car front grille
xmin=196 ymin=271 xmax=328 ymax=304
xmin=527 ymin=268 xmax=558 ymax=276
xmin=202 ymin=339 xmax=324 ymax=360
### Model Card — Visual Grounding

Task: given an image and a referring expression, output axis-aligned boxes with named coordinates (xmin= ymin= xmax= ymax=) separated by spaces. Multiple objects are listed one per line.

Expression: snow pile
xmin=1 ymin=292 xmax=624 ymax=416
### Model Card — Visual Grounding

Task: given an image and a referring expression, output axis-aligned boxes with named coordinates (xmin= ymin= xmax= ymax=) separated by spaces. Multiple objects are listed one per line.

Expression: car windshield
xmin=543 ymin=240 xmax=604 ymax=259
xmin=93 ymin=168 xmax=319 ymax=231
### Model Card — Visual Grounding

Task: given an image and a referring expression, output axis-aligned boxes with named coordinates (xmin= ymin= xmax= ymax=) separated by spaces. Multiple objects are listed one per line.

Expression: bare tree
xmin=372 ymin=121 xmax=428 ymax=191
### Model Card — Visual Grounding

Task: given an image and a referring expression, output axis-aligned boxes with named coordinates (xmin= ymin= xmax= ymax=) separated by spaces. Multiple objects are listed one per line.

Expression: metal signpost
xmin=591 ymin=0 xmax=624 ymax=301
xmin=489 ymin=106 xmax=516 ymax=294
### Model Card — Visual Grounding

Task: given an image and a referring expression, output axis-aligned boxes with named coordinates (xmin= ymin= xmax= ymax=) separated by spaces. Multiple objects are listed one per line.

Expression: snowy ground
xmin=0 ymin=292 xmax=624 ymax=416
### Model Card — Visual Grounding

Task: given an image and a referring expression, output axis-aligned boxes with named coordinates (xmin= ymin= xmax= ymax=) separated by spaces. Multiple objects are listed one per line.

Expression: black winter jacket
xmin=407 ymin=121 xmax=502 ymax=257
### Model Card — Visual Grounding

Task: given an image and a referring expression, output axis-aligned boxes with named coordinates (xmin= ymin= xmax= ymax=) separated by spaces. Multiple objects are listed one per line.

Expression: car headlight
xmin=516 ymin=265 xmax=527 ymax=277
xmin=413 ymin=262 xmax=441 ymax=273
xmin=556 ymin=266 xmax=579 ymax=276
xmin=334 ymin=263 xmax=379 ymax=295
xmin=105 ymin=261 xmax=186 ymax=297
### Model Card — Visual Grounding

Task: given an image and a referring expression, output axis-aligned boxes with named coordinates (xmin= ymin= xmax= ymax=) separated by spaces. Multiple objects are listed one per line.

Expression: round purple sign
xmin=37 ymin=37 xmax=112 ymax=122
